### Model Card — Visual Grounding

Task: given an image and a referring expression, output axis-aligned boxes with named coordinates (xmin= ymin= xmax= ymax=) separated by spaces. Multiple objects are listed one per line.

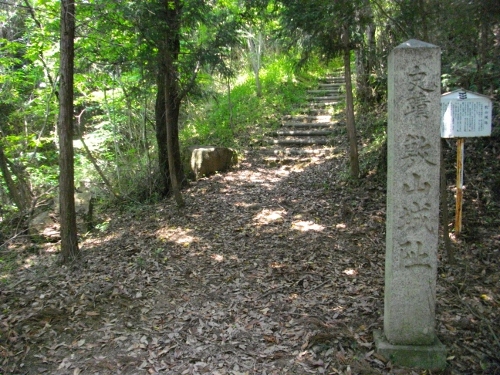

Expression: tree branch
xmin=371 ymin=0 xmax=409 ymax=39
xmin=22 ymin=0 xmax=59 ymax=98
xmin=178 ymin=60 xmax=201 ymax=101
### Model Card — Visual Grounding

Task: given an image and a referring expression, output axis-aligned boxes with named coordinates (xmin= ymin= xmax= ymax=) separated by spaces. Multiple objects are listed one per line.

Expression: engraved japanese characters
xmin=384 ymin=41 xmax=441 ymax=346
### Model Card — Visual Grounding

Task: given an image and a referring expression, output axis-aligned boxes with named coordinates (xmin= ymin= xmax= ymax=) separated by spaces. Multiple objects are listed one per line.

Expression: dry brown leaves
xmin=0 ymin=142 xmax=499 ymax=374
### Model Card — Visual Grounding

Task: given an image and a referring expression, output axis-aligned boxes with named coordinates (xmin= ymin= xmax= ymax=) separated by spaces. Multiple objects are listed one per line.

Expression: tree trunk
xmin=355 ymin=49 xmax=367 ymax=102
xmin=164 ymin=72 xmax=184 ymax=207
xmin=355 ymin=1 xmax=375 ymax=105
xmin=227 ymin=75 xmax=233 ymax=128
xmin=0 ymin=143 xmax=32 ymax=213
xmin=155 ymin=70 xmax=170 ymax=197
xmin=342 ymin=27 xmax=360 ymax=180
xmin=79 ymin=135 xmax=120 ymax=200
xmin=154 ymin=0 xmax=185 ymax=198
xmin=476 ymin=1 xmax=491 ymax=94
xmin=418 ymin=0 xmax=429 ymax=42
xmin=166 ymin=100 xmax=184 ymax=207
xmin=440 ymin=139 xmax=454 ymax=263
xmin=247 ymin=31 xmax=263 ymax=97
xmin=166 ymin=90 xmax=184 ymax=191
xmin=58 ymin=0 xmax=79 ymax=262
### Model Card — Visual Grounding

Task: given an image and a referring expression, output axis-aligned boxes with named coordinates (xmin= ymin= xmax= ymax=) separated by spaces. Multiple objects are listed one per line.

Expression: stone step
xmin=261 ymin=147 xmax=335 ymax=156
xmin=298 ymin=101 xmax=341 ymax=109
xmin=269 ymin=129 xmax=333 ymax=137
xmin=321 ymin=78 xmax=345 ymax=84
xmin=307 ymin=89 xmax=341 ymax=95
xmin=281 ymin=122 xmax=337 ymax=128
xmin=322 ymin=74 xmax=345 ymax=79
xmin=308 ymin=96 xmax=342 ymax=102
xmin=270 ymin=138 xmax=330 ymax=146
xmin=293 ymin=108 xmax=336 ymax=116
xmin=261 ymin=73 xmax=344 ymax=154
xmin=282 ymin=114 xmax=333 ymax=122
xmin=300 ymin=102 xmax=341 ymax=109
xmin=308 ymin=96 xmax=343 ymax=101
xmin=318 ymin=83 xmax=343 ymax=89
xmin=263 ymin=149 xmax=336 ymax=164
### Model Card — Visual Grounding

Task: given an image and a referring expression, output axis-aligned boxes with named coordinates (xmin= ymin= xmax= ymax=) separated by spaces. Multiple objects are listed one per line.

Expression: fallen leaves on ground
xmin=0 ymin=144 xmax=499 ymax=374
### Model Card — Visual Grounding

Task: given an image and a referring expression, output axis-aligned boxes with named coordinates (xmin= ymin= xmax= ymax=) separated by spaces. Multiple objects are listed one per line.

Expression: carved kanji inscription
xmin=398 ymin=240 xmax=431 ymax=268
xmin=407 ymin=65 xmax=438 ymax=93
xmin=398 ymin=201 xmax=433 ymax=233
xmin=401 ymin=135 xmax=437 ymax=168
xmin=403 ymin=65 xmax=438 ymax=121
xmin=403 ymin=172 xmax=431 ymax=194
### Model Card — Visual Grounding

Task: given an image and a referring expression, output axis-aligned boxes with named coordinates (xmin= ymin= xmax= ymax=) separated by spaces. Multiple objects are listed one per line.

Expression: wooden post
xmin=455 ymin=138 xmax=464 ymax=235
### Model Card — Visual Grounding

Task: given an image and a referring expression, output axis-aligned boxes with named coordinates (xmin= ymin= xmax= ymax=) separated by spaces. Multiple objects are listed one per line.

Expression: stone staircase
xmin=264 ymin=74 xmax=345 ymax=162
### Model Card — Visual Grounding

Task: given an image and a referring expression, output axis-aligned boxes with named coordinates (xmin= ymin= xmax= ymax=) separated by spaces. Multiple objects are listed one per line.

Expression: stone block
xmin=384 ymin=39 xmax=442 ymax=346
xmin=75 ymin=191 xmax=93 ymax=231
xmin=29 ymin=210 xmax=59 ymax=240
xmin=374 ymin=330 xmax=447 ymax=370
xmin=188 ymin=146 xmax=237 ymax=180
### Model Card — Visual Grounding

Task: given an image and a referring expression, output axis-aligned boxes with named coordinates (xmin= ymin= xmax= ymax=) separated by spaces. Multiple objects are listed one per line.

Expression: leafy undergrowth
xmin=1 ymin=139 xmax=499 ymax=374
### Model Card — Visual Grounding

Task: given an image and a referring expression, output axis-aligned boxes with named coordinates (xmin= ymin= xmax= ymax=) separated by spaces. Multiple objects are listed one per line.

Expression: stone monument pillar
xmin=374 ymin=40 xmax=446 ymax=370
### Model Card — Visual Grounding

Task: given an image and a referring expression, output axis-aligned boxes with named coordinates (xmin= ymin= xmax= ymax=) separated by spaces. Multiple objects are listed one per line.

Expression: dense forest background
xmin=1 ymin=1 xmax=500 ymax=374
xmin=0 ymin=0 xmax=499 ymax=256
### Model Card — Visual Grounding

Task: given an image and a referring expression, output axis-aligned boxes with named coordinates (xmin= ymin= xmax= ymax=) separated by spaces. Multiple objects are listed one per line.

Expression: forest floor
xmin=1 ymin=137 xmax=500 ymax=374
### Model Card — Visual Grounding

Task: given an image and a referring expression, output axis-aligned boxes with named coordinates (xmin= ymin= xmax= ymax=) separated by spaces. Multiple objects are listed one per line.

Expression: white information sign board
xmin=441 ymin=90 xmax=492 ymax=138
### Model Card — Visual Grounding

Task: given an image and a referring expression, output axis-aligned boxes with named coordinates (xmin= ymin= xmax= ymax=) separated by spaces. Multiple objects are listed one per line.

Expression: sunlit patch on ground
xmin=155 ymin=227 xmax=199 ymax=246
xmin=233 ymin=201 xmax=261 ymax=209
xmin=270 ymin=261 xmax=285 ymax=268
xmin=211 ymin=253 xmax=224 ymax=262
xmin=227 ymin=166 xmax=291 ymax=189
xmin=343 ymin=268 xmax=358 ymax=276
xmin=292 ymin=220 xmax=325 ymax=232
xmin=253 ymin=209 xmax=286 ymax=225
xmin=22 ymin=256 xmax=38 ymax=269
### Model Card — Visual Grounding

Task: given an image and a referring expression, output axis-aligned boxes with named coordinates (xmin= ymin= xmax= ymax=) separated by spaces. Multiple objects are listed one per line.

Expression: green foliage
xmin=94 ymin=219 xmax=111 ymax=233
xmin=356 ymin=105 xmax=387 ymax=179
xmin=278 ymin=0 xmax=370 ymax=61
xmin=180 ymin=55 xmax=312 ymax=149
xmin=0 ymin=0 xmax=497 ymax=214
xmin=372 ymin=0 xmax=500 ymax=98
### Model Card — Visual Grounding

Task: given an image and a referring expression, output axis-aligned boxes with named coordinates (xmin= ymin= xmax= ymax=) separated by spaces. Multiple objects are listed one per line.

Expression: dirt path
xmin=1 ymin=149 xmax=499 ymax=374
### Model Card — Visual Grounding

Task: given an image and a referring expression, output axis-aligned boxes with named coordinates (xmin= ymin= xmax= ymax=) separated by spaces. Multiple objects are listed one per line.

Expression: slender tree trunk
xmin=0 ymin=143 xmax=32 ymax=212
xmin=164 ymin=58 xmax=183 ymax=206
xmin=418 ymin=0 xmax=429 ymax=42
xmin=155 ymin=56 xmax=185 ymax=199
xmin=165 ymin=76 xmax=184 ymax=208
xmin=476 ymin=3 xmax=490 ymax=94
xmin=155 ymin=70 xmax=170 ymax=197
xmin=141 ymin=78 xmax=153 ymax=196
xmin=440 ymin=139 xmax=454 ymax=263
xmin=355 ymin=1 xmax=375 ymax=105
xmin=227 ymin=76 xmax=233 ymax=128
xmin=355 ymin=49 xmax=367 ymax=102
xmin=154 ymin=0 xmax=184 ymax=199
xmin=247 ymin=31 xmax=263 ymax=97
xmin=79 ymin=135 xmax=120 ymax=199
xmin=342 ymin=27 xmax=360 ymax=180
xmin=58 ymin=0 xmax=79 ymax=262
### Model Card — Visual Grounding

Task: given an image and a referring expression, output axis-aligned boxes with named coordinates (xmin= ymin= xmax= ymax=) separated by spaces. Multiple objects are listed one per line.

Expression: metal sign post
xmin=441 ymin=90 xmax=492 ymax=236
